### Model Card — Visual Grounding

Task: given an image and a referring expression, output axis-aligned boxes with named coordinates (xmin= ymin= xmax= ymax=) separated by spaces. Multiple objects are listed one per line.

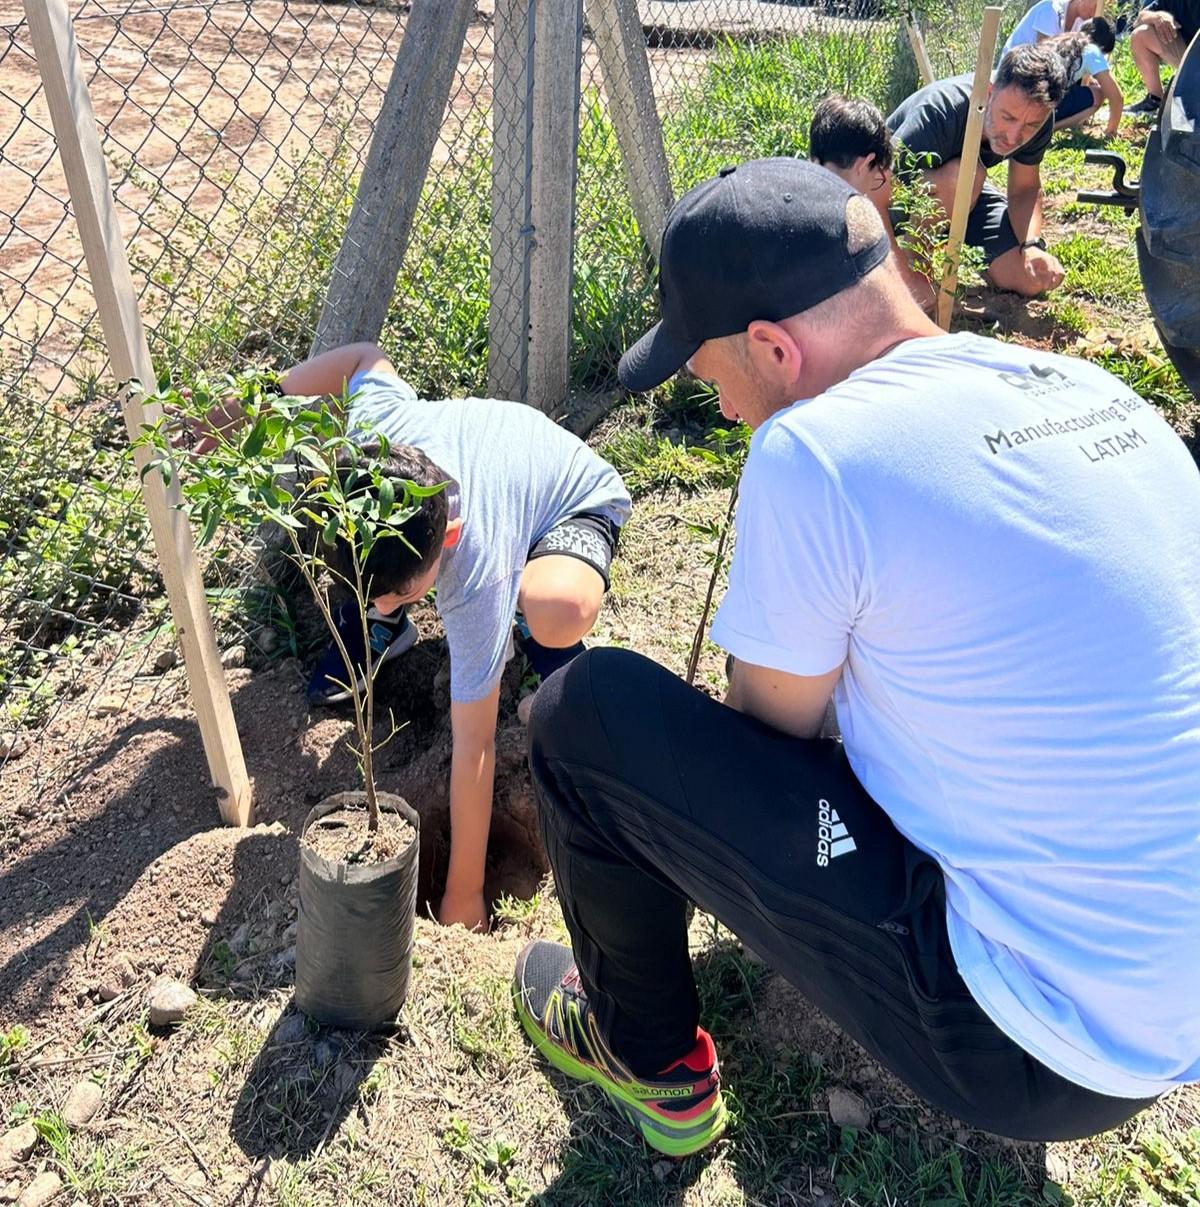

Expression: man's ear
xmin=746 ymin=319 xmax=803 ymax=386
xmin=443 ymin=515 xmax=464 ymax=550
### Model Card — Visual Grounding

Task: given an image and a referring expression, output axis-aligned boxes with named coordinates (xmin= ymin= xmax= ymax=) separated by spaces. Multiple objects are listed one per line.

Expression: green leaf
xmin=242 ymin=419 xmax=268 ymax=459
xmin=377 ymin=476 xmax=395 ymax=519
xmin=322 ymin=514 xmax=339 ymax=547
xmin=200 ymin=508 xmax=221 ymax=546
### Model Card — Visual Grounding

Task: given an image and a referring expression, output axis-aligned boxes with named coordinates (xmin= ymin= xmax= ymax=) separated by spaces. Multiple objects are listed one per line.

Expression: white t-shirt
xmin=711 ymin=332 xmax=1200 ymax=1099
xmin=999 ymin=0 xmax=1081 ymax=61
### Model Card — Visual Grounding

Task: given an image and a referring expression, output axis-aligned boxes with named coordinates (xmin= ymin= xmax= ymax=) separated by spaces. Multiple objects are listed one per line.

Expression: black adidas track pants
xmin=527 ymin=648 xmax=1154 ymax=1142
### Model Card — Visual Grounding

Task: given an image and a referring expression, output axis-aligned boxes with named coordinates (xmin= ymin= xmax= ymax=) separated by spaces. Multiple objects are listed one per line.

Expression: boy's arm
xmin=1097 ymin=71 xmax=1124 ymax=137
xmin=440 ymin=682 xmax=502 ymax=931
xmin=278 ymin=341 xmax=395 ymax=402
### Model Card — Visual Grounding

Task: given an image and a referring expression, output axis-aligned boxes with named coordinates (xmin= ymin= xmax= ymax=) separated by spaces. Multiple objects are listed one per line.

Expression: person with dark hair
xmin=887 ymin=43 xmax=1068 ymax=297
xmin=809 ymin=95 xmax=936 ymax=309
xmin=1048 ymin=21 xmax=1124 ymax=136
xmin=809 ymin=95 xmax=894 ymax=210
xmin=259 ymin=343 xmax=630 ymax=932
xmin=1127 ymin=0 xmax=1200 ymax=115
xmin=512 ymin=157 xmax=1200 ymax=1159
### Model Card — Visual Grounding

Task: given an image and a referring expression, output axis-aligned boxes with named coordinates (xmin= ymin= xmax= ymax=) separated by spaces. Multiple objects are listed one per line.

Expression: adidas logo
xmin=817 ymin=798 xmax=856 ymax=867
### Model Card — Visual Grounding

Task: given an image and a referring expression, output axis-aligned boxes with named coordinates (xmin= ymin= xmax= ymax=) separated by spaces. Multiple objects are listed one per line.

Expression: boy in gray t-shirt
xmin=277 ymin=342 xmax=632 ymax=932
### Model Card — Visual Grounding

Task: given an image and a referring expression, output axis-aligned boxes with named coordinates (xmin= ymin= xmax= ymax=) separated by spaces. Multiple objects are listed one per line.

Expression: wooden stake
xmin=905 ymin=12 xmax=935 ymax=88
xmin=585 ymin=0 xmax=674 ymax=259
xmin=311 ymin=0 xmax=474 ymax=354
xmin=24 ymin=0 xmax=252 ymax=825
xmin=527 ymin=0 xmax=584 ymax=414
xmin=936 ymin=5 xmax=1002 ymax=330
xmin=489 ymin=0 xmax=584 ymax=413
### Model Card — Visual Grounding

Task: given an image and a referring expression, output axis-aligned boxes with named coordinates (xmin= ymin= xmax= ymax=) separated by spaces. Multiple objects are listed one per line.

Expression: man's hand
xmin=438 ymin=887 xmax=488 ymax=932
xmin=1138 ymin=8 xmax=1180 ymax=34
xmin=1021 ymin=246 xmax=1065 ymax=293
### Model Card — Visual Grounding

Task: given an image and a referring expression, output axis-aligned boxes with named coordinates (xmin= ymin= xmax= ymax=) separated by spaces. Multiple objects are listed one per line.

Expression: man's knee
xmin=1131 ymin=22 xmax=1164 ymax=59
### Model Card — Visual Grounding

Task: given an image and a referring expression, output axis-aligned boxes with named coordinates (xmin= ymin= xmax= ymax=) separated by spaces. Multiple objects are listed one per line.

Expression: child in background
xmin=1049 ymin=19 xmax=1124 ymax=137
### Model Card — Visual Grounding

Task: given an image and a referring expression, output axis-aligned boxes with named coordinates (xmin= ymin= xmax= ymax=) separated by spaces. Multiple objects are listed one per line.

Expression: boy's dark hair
xmin=809 ymin=95 xmax=894 ymax=173
xmin=994 ymin=43 xmax=1068 ymax=106
xmin=1049 ymin=31 xmax=1090 ymax=85
xmin=1080 ymin=15 xmax=1116 ymax=55
xmin=328 ymin=442 xmax=450 ymax=597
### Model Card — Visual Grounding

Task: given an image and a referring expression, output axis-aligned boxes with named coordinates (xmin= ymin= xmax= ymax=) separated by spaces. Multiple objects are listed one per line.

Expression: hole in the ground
xmin=413 ymin=783 xmax=548 ymax=919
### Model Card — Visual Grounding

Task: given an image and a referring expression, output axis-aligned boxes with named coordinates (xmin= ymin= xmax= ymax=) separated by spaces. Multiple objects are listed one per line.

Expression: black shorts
xmin=527 ymin=511 xmax=620 ymax=590
xmin=965 ymin=182 xmax=1021 ymax=265
xmin=1056 ymin=82 xmax=1098 ymax=122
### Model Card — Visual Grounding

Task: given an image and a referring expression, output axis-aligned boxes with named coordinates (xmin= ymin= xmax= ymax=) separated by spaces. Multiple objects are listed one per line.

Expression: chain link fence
xmin=0 ymin=0 xmax=997 ymax=799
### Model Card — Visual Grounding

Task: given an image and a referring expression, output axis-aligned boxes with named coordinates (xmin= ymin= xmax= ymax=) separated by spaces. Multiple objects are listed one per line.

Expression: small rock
xmin=256 ymin=627 xmax=279 ymax=654
xmin=0 ymin=1123 xmax=37 ymax=1165
xmin=0 ymin=735 xmax=28 ymax=761
xmin=220 ymin=645 xmax=246 ymax=669
xmin=62 ymin=1080 xmax=103 ymax=1128
xmin=827 ymin=1086 xmax=871 ymax=1130
xmin=15 ymin=802 xmax=35 ymax=819
xmin=1046 ymin=1150 xmax=1070 ymax=1185
xmin=229 ymin=923 xmax=253 ymax=956
xmin=17 ymin=1172 xmax=62 ymax=1207
xmin=652 ymin=1160 xmax=673 ymax=1182
xmin=312 ymin=1039 xmax=337 ymax=1069
xmin=200 ymin=908 xmax=218 ymax=927
xmin=146 ymin=977 xmax=197 ymax=1027
xmin=272 ymin=946 xmax=296 ymax=974
xmin=94 ymin=696 xmax=123 ymax=716
xmin=0 ymin=1180 xmax=19 ymax=1204
xmin=280 ymin=921 xmax=298 ymax=947
xmin=96 ymin=978 xmax=123 ymax=1003
xmin=274 ymin=1014 xmax=307 ymax=1045
xmin=153 ymin=648 xmax=177 ymax=672
xmin=177 ymin=907 xmax=192 ymax=922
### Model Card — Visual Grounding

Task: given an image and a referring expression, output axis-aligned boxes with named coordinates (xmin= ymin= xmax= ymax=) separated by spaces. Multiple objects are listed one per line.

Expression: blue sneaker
xmin=307 ymin=602 xmax=417 ymax=706
xmin=514 ymin=613 xmax=585 ymax=681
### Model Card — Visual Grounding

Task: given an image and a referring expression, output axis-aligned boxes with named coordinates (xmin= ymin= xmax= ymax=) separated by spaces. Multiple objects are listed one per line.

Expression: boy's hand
xmin=189 ymin=395 xmax=248 ymax=455
xmin=438 ymin=888 xmax=488 ymax=933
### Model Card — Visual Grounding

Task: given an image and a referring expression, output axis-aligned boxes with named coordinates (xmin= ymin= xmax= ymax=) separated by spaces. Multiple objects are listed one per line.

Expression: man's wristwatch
xmin=1020 ymin=237 xmax=1047 ymax=252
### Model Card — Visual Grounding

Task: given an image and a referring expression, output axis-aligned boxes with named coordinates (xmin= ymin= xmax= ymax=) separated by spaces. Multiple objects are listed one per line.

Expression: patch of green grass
xmin=1096 ymin=347 xmax=1195 ymax=422
xmin=33 ymin=1110 xmax=149 ymax=1199
xmin=1076 ymin=1126 xmax=1200 ymax=1206
xmin=1052 ymin=232 xmax=1145 ymax=307
xmin=833 ymin=1129 xmax=1033 ymax=1207
xmin=445 ymin=973 xmax=524 ymax=1074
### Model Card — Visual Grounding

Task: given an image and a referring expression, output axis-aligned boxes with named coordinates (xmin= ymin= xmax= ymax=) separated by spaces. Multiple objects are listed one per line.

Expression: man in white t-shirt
xmin=999 ymin=0 xmax=1098 ymax=60
xmin=510 ymin=158 xmax=1200 ymax=1158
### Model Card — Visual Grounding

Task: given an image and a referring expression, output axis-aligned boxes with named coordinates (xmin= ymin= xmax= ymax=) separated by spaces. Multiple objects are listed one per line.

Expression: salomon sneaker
xmin=307 ymin=602 xmax=417 ymax=706
xmin=513 ymin=940 xmax=727 ymax=1158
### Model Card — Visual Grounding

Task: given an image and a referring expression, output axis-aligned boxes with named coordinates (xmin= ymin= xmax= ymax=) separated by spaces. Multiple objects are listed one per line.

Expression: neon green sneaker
xmin=513 ymin=940 xmax=727 ymax=1158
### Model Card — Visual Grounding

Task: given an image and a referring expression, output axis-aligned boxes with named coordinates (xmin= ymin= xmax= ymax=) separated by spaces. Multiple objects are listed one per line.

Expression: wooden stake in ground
xmin=24 ymin=0 xmax=252 ymax=826
xmin=311 ymin=0 xmax=474 ymax=355
xmin=585 ymin=0 xmax=674 ymax=259
xmin=905 ymin=11 xmax=935 ymax=88
xmin=936 ymin=5 xmax=1002 ymax=331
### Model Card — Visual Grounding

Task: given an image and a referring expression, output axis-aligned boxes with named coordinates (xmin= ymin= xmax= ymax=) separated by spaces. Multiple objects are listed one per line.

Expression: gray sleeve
xmin=438 ymin=574 xmax=522 ymax=703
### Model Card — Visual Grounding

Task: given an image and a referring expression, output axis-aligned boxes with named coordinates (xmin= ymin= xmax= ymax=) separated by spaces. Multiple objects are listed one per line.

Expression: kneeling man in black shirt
xmin=887 ymin=44 xmax=1067 ymax=298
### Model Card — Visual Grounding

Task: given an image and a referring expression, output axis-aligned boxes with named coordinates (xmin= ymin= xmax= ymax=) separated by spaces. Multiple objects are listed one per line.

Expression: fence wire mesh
xmin=1 ymin=0 xmax=999 ymax=803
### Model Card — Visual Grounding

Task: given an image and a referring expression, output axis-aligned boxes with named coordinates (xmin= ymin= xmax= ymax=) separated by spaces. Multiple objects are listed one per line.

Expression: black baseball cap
xmin=618 ymin=157 xmax=890 ymax=392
